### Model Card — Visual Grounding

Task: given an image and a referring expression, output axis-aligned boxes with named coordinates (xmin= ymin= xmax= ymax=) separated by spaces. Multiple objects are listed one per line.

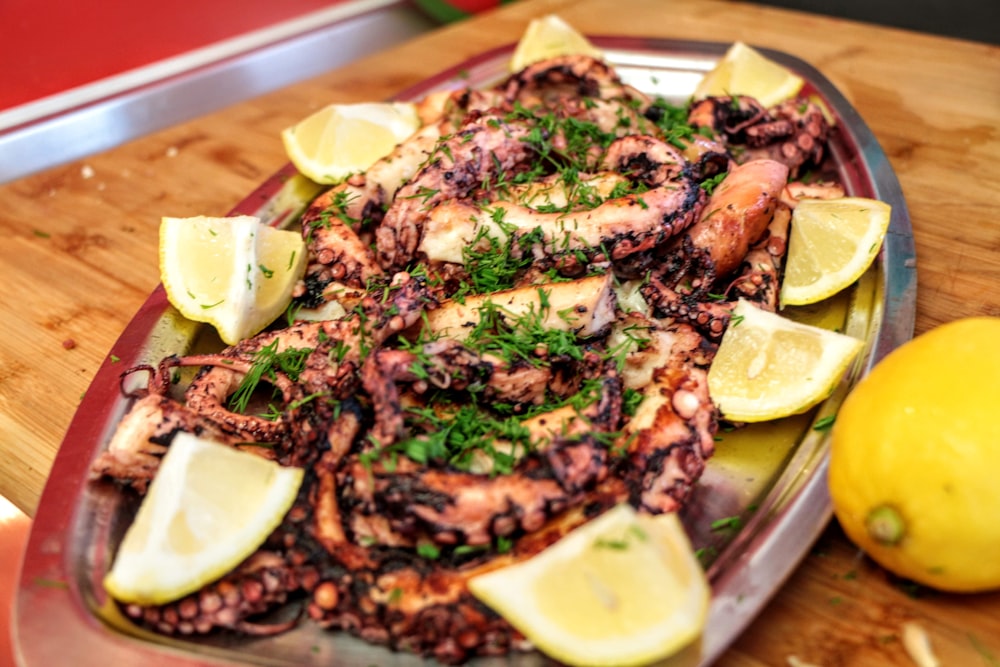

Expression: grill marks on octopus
xmin=91 ymin=51 xmax=836 ymax=664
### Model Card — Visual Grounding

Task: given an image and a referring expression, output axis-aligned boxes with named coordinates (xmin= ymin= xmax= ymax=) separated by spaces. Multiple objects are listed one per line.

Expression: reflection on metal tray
xmin=14 ymin=38 xmax=917 ymax=667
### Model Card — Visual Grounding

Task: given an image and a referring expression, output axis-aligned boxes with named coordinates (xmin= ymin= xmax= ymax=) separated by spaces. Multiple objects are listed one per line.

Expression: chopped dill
xmin=229 ymin=340 xmax=313 ymax=414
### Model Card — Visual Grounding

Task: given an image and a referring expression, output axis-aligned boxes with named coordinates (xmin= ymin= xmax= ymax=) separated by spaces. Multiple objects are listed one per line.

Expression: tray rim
xmin=14 ymin=35 xmax=917 ymax=667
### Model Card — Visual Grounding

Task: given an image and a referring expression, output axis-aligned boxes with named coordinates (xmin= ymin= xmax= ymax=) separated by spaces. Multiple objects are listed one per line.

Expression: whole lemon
xmin=829 ymin=317 xmax=1000 ymax=593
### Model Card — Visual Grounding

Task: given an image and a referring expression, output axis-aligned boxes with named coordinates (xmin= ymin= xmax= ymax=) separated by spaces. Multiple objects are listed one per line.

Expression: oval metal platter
xmin=15 ymin=37 xmax=917 ymax=667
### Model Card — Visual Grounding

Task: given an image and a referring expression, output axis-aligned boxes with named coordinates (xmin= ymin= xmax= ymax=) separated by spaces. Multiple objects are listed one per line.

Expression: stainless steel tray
xmin=14 ymin=37 xmax=917 ymax=667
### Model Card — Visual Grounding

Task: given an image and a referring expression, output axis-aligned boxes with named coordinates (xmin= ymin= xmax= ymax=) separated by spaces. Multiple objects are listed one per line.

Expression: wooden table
xmin=3 ymin=0 xmax=999 ymax=664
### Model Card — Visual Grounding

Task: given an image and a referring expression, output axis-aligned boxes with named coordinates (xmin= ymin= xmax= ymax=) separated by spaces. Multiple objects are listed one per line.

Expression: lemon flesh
xmin=780 ymin=197 xmax=891 ymax=306
xmin=468 ymin=504 xmax=709 ymax=667
xmin=693 ymin=41 xmax=804 ymax=108
xmin=159 ymin=215 xmax=306 ymax=346
xmin=509 ymin=14 xmax=603 ymax=72
xmin=281 ymin=102 xmax=420 ymax=184
xmin=830 ymin=317 xmax=1000 ymax=593
xmin=104 ymin=432 xmax=304 ymax=605
xmin=708 ymin=300 xmax=863 ymax=422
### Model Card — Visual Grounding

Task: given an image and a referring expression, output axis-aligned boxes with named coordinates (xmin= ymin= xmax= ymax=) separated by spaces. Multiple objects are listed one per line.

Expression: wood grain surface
xmin=2 ymin=0 xmax=999 ymax=664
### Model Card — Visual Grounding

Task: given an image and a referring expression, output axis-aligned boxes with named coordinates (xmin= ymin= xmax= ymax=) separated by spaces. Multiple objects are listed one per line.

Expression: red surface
xmin=0 ymin=0 xmax=351 ymax=111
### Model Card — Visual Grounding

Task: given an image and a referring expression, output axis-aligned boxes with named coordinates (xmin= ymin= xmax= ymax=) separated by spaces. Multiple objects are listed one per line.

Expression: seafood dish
xmin=13 ymin=37 xmax=915 ymax=667
xmin=86 ymin=49 xmax=851 ymax=664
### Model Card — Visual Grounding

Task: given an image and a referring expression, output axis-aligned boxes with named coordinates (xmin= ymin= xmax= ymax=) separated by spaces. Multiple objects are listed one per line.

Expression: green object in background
xmin=414 ymin=0 xmax=519 ymax=23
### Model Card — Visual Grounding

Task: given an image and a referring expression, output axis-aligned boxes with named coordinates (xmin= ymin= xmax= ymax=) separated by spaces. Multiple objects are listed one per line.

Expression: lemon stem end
xmin=865 ymin=505 xmax=906 ymax=546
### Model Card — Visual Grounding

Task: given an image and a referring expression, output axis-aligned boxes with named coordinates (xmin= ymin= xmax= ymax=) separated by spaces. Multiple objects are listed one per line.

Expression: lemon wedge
xmin=281 ymin=102 xmax=420 ymax=184
xmin=104 ymin=432 xmax=303 ymax=605
xmin=468 ymin=504 xmax=709 ymax=667
xmin=693 ymin=41 xmax=804 ymax=107
xmin=509 ymin=14 xmax=603 ymax=72
xmin=708 ymin=300 xmax=864 ymax=423
xmin=159 ymin=215 xmax=306 ymax=346
xmin=779 ymin=197 xmax=892 ymax=306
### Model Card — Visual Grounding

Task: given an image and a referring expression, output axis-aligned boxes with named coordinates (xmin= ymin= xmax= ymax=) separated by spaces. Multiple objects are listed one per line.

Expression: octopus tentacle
xmin=620 ymin=323 xmax=718 ymax=513
xmin=688 ymin=95 xmax=831 ymax=178
xmin=599 ymin=133 xmax=687 ymax=185
xmin=122 ymin=550 xmax=304 ymax=636
xmin=661 ymin=158 xmax=789 ymax=289
xmin=420 ymin=135 xmax=706 ymax=277
xmin=360 ymin=340 xmax=494 ymax=449
xmin=295 ymin=272 xmax=433 ymax=396
xmin=376 ymin=115 xmax=537 ymax=271
xmin=342 ymin=366 xmax=622 ymax=546
xmin=340 ymin=456 xmax=577 ymax=546
xmin=295 ymin=122 xmax=445 ymax=308
xmin=298 ymin=187 xmax=385 ymax=291
xmin=110 ymin=274 xmax=432 ymax=473
xmin=781 ymin=179 xmax=846 ymax=208
xmin=500 ymin=54 xmax=638 ymax=107
xmin=308 ymin=489 xmax=626 ymax=664
xmin=641 ymin=277 xmax=734 ymax=341
xmin=360 ymin=336 xmax=596 ymax=450
xmin=474 ymin=170 xmax=629 ymax=212
xmin=727 ymin=201 xmax=792 ymax=311
xmin=88 ymin=394 xmax=257 ymax=492
xmin=688 ymin=95 xmax=770 ymax=143
xmin=743 ymin=99 xmax=831 ymax=177
xmin=307 ymin=543 xmax=516 ymax=665
xmin=311 ymin=400 xmax=364 ymax=553
xmin=183 ymin=354 xmax=297 ymax=444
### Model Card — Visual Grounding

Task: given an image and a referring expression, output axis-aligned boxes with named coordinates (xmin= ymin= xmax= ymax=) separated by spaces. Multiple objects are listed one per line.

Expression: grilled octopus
xmin=91 ymin=50 xmax=839 ymax=664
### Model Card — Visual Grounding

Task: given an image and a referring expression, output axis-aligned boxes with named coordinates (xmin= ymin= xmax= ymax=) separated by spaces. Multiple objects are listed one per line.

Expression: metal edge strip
xmin=0 ymin=1 xmax=436 ymax=185
xmin=0 ymin=0 xmax=409 ymax=131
